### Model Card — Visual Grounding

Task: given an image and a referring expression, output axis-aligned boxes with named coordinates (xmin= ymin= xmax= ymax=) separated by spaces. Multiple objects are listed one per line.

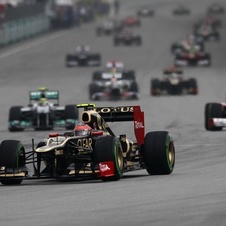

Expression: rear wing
xmin=95 ymin=106 xmax=134 ymax=122
xmin=96 ymin=106 xmax=144 ymax=144
xmin=77 ymin=104 xmax=145 ymax=144
xmin=29 ymin=90 xmax=59 ymax=104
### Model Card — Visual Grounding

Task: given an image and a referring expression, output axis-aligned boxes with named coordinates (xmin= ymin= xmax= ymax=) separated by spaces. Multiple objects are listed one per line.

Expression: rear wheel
xmin=92 ymin=71 xmax=102 ymax=81
xmin=150 ymin=79 xmax=160 ymax=96
xmin=94 ymin=54 xmax=101 ymax=66
xmin=205 ymin=103 xmax=223 ymax=131
xmin=95 ymin=136 xmax=123 ymax=181
xmin=130 ymin=81 xmax=139 ymax=92
xmin=144 ymin=131 xmax=175 ymax=175
xmin=65 ymin=54 xmax=73 ymax=67
xmin=188 ymin=78 xmax=198 ymax=95
xmin=136 ymin=37 xmax=142 ymax=46
xmin=123 ymin=70 xmax=136 ymax=80
xmin=205 ymin=54 xmax=211 ymax=67
xmin=0 ymin=140 xmax=26 ymax=185
xmin=114 ymin=38 xmax=120 ymax=46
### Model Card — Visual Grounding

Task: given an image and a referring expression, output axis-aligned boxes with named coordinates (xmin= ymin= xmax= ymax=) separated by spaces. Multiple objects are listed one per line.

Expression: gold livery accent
xmin=77 ymin=138 xmax=92 ymax=149
xmin=55 ymin=149 xmax=63 ymax=155
xmin=81 ymin=110 xmax=109 ymax=132
xmin=0 ymin=166 xmax=6 ymax=171
xmin=69 ymin=169 xmax=99 ymax=175
xmin=95 ymin=106 xmax=134 ymax=114
xmin=0 ymin=172 xmax=26 ymax=177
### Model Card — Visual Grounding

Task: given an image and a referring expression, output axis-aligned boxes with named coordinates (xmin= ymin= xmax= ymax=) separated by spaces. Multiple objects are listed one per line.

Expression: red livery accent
xmin=133 ymin=106 xmax=145 ymax=145
xmin=49 ymin=133 xmax=59 ymax=137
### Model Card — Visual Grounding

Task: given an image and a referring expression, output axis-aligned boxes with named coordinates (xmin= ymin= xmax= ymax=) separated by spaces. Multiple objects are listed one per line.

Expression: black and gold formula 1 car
xmin=150 ymin=67 xmax=198 ymax=96
xmin=0 ymin=103 xmax=175 ymax=185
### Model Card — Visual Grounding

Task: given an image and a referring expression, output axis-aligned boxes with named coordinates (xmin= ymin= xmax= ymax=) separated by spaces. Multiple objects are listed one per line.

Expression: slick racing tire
xmin=130 ymin=82 xmax=139 ymax=92
xmin=93 ymin=54 xmax=101 ymax=66
xmin=205 ymin=54 xmax=212 ymax=67
xmin=95 ymin=136 xmax=124 ymax=181
xmin=144 ymin=131 xmax=175 ymax=175
xmin=0 ymin=140 xmax=26 ymax=185
xmin=65 ymin=105 xmax=79 ymax=130
xmin=8 ymin=106 xmax=24 ymax=132
xmin=65 ymin=55 xmax=73 ymax=67
xmin=188 ymin=78 xmax=198 ymax=95
xmin=89 ymin=84 xmax=104 ymax=100
xmin=205 ymin=103 xmax=223 ymax=131
xmin=123 ymin=70 xmax=136 ymax=80
xmin=136 ymin=37 xmax=142 ymax=46
xmin=150 ymin=79 xmax=160 ymax=96
xmin=92 ymin=71 xmax=102 ymax=81
xmin=114 ymin=38 xmax=120 ymax=46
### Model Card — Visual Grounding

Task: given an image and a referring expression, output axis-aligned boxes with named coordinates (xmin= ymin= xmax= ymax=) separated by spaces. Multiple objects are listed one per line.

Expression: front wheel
xmin=8 ymin=106 xmax=24 ymax=132
xmin=150 ymin=79 xmax=160 ymax=96
xmin=188 ymin=78 xmax=198 ymax=95
xmin=95 ymin=136 xmax=124 ymax=181
xmin=0 ymin=140 xmax=26 ymax=185
xmin=144 ymin=131 xmax=175 ymax=175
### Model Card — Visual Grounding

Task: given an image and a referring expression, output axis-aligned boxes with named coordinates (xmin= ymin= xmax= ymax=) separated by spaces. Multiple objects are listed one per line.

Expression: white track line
xmin=175 ymin=144 xmax=226 ymax=147
xmin=0 ymin=31 xmax=71 ymax=60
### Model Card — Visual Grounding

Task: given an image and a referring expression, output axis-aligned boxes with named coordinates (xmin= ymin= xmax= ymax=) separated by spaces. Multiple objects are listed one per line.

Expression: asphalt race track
xmin=0 ymin=0 xmax=226 ymax=225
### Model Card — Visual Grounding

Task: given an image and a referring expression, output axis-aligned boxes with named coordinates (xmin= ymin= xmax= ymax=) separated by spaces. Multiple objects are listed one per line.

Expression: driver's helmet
xmin=110 ymin=75 xmax=118 ymax=88
xmin=39 ymin=97 xmax=48 ymax=106
xmin=79 ymin=45 xmax=90 ymax=52
xmin=74 ymin=123 xmax=91 ymax=136
xmin=106 ymin=60 xmax=124 ymax=72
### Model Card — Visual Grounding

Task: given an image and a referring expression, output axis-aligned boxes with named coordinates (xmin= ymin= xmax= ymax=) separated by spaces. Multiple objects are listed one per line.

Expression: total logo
xmin=99 ymin=163 xmax=111 ymax=172
xmin=135 ymin=121 xmax=144 ymax=129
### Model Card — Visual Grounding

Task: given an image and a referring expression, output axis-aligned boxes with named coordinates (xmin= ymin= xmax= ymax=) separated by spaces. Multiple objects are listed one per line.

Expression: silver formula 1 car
xmin=89 ymin=69 xmax=139 ymax=100
xmin=8 ymin=89 xmax=78 ymax=131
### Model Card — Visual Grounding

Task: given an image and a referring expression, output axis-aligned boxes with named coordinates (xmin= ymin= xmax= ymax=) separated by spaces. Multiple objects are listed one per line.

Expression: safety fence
xmin=0 ymin=14 xmax=50 ymax=47
xmin=0 ymin=0 xmax=110 ymax=48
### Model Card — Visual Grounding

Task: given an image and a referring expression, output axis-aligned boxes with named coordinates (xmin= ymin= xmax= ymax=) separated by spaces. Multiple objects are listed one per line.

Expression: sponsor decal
xmin=99 ymin=161 xmax=114 ymax=177
xmin=77 ymin=138 xmax=92 ymax=149
xmin=95 ymin=106 xmax=133 ymax=114
xmin=134 ymin=121 xmax=144 ymax=129
xmin=99 ymin=163 xmax=111 ymax=172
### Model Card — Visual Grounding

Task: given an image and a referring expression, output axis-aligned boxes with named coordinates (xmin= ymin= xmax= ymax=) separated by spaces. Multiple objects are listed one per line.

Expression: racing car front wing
xmin=209 ymin=118 xmax=226 ymax=128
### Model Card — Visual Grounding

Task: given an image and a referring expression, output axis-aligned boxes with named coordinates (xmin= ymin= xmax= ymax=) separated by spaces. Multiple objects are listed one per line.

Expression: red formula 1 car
xmin=114 ymin=28 xmax=142 ymax=46
xmin=175 ymin=47 xmax=211 ymax=67
xmin=0 ymin=104 xmax=175 ymax=185
xmin=121 ymin=15 xmax=141 ymax=27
